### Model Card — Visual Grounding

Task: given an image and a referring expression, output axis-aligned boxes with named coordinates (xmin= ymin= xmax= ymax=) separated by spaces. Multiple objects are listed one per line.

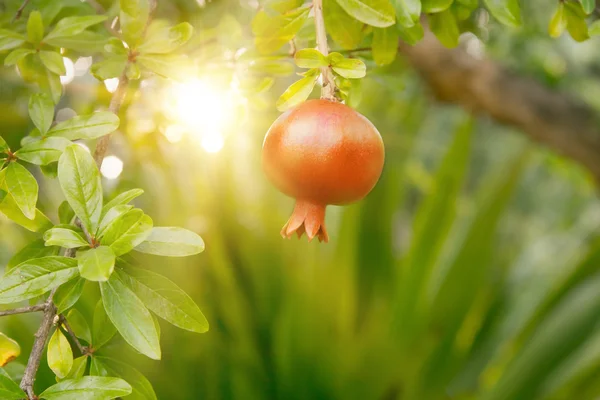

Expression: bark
xmin=399 ymin=30 xmax=600 ymax=183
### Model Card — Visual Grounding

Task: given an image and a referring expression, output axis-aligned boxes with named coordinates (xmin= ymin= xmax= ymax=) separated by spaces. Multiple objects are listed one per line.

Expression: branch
xmin=312 ymin=0 xmax=336 ymax=100
xmin=93 ymin=71 xmax=129 ymax=167
xmin=58 ymin=315 xmax=88 ymax=355
xmin=0 ymin=304 xmax=45 ymax=317
xmin=11 ymin=0 xmax=31 ymax=23
xmin=398 ymin=29 xmax=600 ymax=183
xmin=19 ymin=288 xmax=58 ymax=398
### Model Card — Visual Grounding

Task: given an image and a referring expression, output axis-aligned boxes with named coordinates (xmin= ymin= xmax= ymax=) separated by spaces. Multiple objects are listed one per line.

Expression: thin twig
xmin=20 ymin=288 xmax=58 ymax=398
xmin=312 ymin=0 xmax=336 ymax=100
xmin=74 ymin=218 xmax=95 ymax=246
xmin=93 ymin=71 xmax=129 ymax=167
xmin=85 ymin=0 xmax=120 ymax=37
xmin=0 ymin=304 xmax=45 ymax=317
xmin=58 ymin=315 xmax=88 ymax=355
xmin=11 ymin=0 xmax=31 ymax=23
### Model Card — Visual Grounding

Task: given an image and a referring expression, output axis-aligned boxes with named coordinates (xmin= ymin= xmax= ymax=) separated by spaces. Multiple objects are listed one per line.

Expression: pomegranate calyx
xmin=281 ymin=200 xmax=329 ymax=243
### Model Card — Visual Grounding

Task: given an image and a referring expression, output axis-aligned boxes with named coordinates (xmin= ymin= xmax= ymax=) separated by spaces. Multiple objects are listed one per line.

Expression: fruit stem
xmin=313 ymin=0 xmax=336 ymax=101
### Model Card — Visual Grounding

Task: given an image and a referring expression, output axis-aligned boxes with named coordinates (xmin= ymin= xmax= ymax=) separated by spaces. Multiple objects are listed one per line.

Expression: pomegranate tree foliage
xmin=0 ymin=0 xmax=597 ymax=398
xmin=0 ymin=0 xmax=209 ymax=398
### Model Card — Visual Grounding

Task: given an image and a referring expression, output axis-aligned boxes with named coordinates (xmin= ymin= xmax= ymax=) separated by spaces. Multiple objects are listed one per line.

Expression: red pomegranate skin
xmin=262 ymin=99 xmax=385 ymax=242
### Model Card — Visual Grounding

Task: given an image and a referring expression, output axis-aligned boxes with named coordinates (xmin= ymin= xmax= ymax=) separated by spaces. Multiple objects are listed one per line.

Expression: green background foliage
xmin=0 ymin=0 xmax=600 ymax=399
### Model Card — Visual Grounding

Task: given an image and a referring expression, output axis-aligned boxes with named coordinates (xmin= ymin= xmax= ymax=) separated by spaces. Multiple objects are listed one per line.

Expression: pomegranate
xmin=262 ymin=99 xmax=385 ymax=242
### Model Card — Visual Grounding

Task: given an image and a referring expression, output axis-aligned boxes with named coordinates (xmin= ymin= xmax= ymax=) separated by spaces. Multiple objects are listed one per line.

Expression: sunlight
xmin=100 ymin=155 xmax=124 ymax=180
xmin=200 ymin=132 xmax=225 ymax=153
xmin=165 ymin=79 xmax=233 ymax=153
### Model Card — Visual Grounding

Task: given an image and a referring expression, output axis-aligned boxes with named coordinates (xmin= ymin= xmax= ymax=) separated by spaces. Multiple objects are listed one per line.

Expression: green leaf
xmin=276 ymin=72 xmax=319 ymax=111
xmin=45 ymin=31 xmax=108 ymax=53
xmin=66 ymin=309 xmax=92 ymax=344
xmin=565 ymin=2 xmax=589 ymax=42
xmin=90 ymin=56 xmax=127 ymax=80
xmin=135 ymin=227 xmax=205 ymax=257
xmin=398 ymin=20 xmax=424 ymax=45
xmin=0 ymin=371 xmax=25 ymax=399
xmin=137 ymin=53 xmax=191 ymax=81
xmin=40 ymin=69 xmax=62 ymax=105
xmin=100 ymin=209 xmax=153 ymax=256
xmin=92 ymin=300 xmax=117 ymax=350
xmin=125 ymin=62 xmax=141 ymax=80
xmin=47 ymin=329 xmax=73 ymax=379
xmin=44 ymin=227 xmax=88 ymax=249
xmin=99 ymin=274 xmax=161 ymax=360
xmin=28 ymin=93 xmax=55 ymax=135
xmin=54 ymin=278 xmax=85 ymax=314
xmin=328 ymin=53 xmax=367 ymax=78
xmin=294 ymin=49 xmax=328 ymax=68
xmin=58 ymin=145 xmax=103 ymax=234
xmin=0 ymin=137 xmax=8 ymax=153
xmin=15 ymin=137 xmax=71 ymax=166
xmin=372 ymin=26 xmax=399 ymax=65
xmin=138 ymin=21 xmax=193 ymax=54
xmin=589 ymin=20 xmax=600 ymax=36
xmin=63 ymin=356 xmax=87 ymax=381
xmin=483 ymin=0 xmax=522 ymax=27
xmin=89 ymin=357 xmax=108 ymax=376
xmin=77 ymin=246 xmax=116 ymax=282
xmin=393 ymin=117 xmax=473 ymax=344
xmin=485 ymin=274 xmax=600 ymax=400
xmin=324 ymin=0 xmax=364 ymax=49
xmin=0 ymin=191 xmax=52 ymax=233
xmin=432 ymin=152 xmax=527 ymax=332
xmin=102 ymin=189 xmax=144 ymax=214
xmin=39 ymin=51 xmax=66 ymax=76
xmin=0 ymin=29 xmax=25 ymax=52
xmin=394 ymin=0 xmax=421 ymax=27
xmin=120 ymin=0 xmax=150 ymax=48
xmin=581 ymin=0 xmax=595 ymax=14
xmin=422 ymin=0 xmax=452 ymax=13
xmin=7 ymin=239 xmax=58 ymax=271
xmin=334 ymin=0 xmax=396 ymax=28
xmin=5 ymin=162 xmax=38 ymax=220
xmin=48 ymin=112 xmax=120 ymax=141
xmin=267 ymin=0 xmax=304 ymax=12
xmin=97 ymin=205 xmax=133 ymax=239
xmin=27 ymin=11 xmax=44 ymax=44
xmin=40 ymin=162 xmax=58 ymax=178
xmin=248 ymin=58 xmax=295 ymax=76
xmin=253 ymin=7 xmax=310 ymax=54
xmin=39 ymin=376 xmax=132 ymax=400
xmin=4 ymin=49 xmax=35 ymax=67
xmin=44 ymin=15 xmax=108 ymax=41
xmin=105 ymin=38 xmax=128 ymax=55
xmin=0 ymin=257 xmax=78 ymax=304
xmin=118 ymin=267 xmax=209 ymax=333
xmin=429 ymin=9 xmax=460 ymax=48
xmin=58 ymin=201 xmax=75 ymax=225
xmin=89 ymin=357 xmax=157 ymax=400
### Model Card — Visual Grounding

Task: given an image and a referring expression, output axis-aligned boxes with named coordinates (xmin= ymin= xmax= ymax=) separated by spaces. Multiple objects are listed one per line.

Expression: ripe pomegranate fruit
xmin=262 ymin=99 xmax=385 ymax=242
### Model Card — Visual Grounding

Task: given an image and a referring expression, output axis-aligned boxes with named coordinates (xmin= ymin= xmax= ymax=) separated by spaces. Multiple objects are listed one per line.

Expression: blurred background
xmin=2 ymin=0 xmax=600 ymax=399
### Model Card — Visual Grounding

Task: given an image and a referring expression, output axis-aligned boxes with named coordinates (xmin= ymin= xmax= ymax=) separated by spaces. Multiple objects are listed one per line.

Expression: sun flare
xmin=164 ymin=79 xmax=233 ymax=153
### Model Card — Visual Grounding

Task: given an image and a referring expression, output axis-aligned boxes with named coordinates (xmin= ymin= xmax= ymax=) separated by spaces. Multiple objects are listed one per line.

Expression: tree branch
xmin=398 ymin=29 xmax=600 ymax=183
xmin=0 ymin=304 xmax=45 ymax=317
xmin=58 ymin=315 xmax=88 ymax=355
xmin=12 ymin=0 xmax=31 ymax=23
xmin=313 ymin=0 xmax=336 ymax=100
xmin=19 ymin=288 xmax=58 ymax=398
xmin=93 ymin=71 xmax=129 ymax=167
